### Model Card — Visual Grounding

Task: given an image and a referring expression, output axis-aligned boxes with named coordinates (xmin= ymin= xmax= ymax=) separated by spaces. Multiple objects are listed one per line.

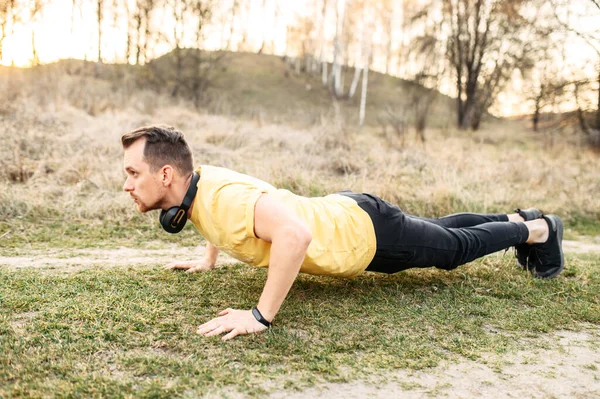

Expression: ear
xmin=161 ymin=165 xmax=174 ymax=187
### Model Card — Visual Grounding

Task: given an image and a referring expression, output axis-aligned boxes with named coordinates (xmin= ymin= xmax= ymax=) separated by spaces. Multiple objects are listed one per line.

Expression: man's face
xmin=122 ymin=138 xmax=165 ymax=212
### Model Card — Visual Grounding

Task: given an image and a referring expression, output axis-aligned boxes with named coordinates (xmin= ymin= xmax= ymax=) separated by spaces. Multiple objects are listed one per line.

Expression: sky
xmin=1 ymin=0 xmax=598 ymax=117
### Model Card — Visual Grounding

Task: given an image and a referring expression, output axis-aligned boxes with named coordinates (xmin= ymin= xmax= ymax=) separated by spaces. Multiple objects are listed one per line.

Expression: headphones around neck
xmin=159 ymin=172 xmax=200 ymax=234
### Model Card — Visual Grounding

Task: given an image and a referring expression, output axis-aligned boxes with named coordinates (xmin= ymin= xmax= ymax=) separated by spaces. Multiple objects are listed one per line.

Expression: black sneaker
xmin=513 ymin=208 xmax=543 ymax=269
xmin=528 ymin=215 xmax=564 ymax=278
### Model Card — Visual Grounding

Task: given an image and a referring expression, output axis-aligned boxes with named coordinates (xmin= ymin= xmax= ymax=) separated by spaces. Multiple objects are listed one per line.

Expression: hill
xmin=0 ymin=51 xmax=456 ymax=130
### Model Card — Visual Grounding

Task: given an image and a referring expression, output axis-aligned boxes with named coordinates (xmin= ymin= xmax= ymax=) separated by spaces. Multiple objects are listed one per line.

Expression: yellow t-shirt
xmin=189 ymin=165 xmax=377 ymax=278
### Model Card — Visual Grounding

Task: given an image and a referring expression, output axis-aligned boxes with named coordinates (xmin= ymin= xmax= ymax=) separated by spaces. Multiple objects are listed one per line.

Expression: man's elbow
xmin=297 ymin=225 xmax=312 ymax=249
xmin=280 ymin=224 xmax=312 ymax=250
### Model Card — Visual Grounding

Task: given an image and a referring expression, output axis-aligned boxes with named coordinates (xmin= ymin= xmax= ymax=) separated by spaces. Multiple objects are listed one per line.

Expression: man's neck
xmin=161 ymin=173 xmax=194 ymax=211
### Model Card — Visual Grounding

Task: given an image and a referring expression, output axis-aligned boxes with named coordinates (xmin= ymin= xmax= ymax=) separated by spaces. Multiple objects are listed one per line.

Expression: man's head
xmin=121 ymin=125 xmax=194 ymax=212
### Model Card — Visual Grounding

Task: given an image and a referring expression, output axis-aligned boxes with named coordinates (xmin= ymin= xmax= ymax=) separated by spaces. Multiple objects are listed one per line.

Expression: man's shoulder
xmin=198 ymin=165 xmax=276 ymax=192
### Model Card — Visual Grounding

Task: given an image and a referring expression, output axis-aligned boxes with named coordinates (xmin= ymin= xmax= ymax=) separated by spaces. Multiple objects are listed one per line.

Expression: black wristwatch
xmin=251 ymin=307 xmax=272 ymax=328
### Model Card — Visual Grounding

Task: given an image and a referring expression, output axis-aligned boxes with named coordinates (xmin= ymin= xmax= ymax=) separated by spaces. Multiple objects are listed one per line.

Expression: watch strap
xmin=251 ymin=307 xmax=272 ymax=328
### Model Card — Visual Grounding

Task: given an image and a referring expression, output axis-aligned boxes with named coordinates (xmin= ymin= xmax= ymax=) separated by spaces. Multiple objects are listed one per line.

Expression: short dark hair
xmin=121 ymin=125 xmax=194 ymax=176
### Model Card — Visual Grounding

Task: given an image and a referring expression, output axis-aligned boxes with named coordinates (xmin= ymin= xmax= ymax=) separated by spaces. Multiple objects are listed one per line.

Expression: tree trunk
xmin=31 ymin=30 xmax=39 ymax=65
xmin=462 ymin=75 xmax=478 ymax=129
xmin=533 ymin=100 xmax=540 ymax=132
xmin=257 ymin=0 xmax=267 ymax=54
xmin=125 ymin=0 xmax=131 ymax=63
xmin=359 ymin=62 xmax=369 ymax=127
xmin=330 ymin=33 xmax=339 ymax=94
xmin=97 ymin=0 xmax=103 ymax=63
xmin=134 ymin=11 xmax=142 ymax=64
xmin=226 ymin=0 xmax=238 ymax=50
xmin=331 ymin=0 xmax=346 ymax=98
xmin=143 ymin=5 xmax=152 ymax=63
xmin=456 ymin=72 xmax=464 ymax=127
xmin=470 ymin=106 xmax=482 ymax=130
xmin=348 ymin=11 xmax=365 ymax=99
xmin=596 ymin=68 xmax=600 ymax=129
xmin=385 ymin=1 xmax=393 ymax=75
xmin=318 ymin=0 xmax=328 ymax=87
xmin=348 ymin=64 xmax=362 ymax=99
xmin=533 ymin=87 xmax=544 ymax=132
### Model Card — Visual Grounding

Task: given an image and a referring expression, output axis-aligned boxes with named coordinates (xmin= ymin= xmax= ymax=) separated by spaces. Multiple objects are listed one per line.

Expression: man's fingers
xmin=222 ymin=329 xmax=240 ymax=341
xmin=164 ymin=263 xmax=192 ymax=270
xmin=185 ymin=265 xmax=206 ymax=273
xmin=204 ymin=325 xmax=227 ymax=337
xmin=218 ymin=308 xmax=233 ymax=316
xmin=197 ymin=320 xmax=217 ymax=334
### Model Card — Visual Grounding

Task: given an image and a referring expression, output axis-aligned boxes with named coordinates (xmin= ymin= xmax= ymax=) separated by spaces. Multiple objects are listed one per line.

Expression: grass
xmin=1 ymin=254 xmax=599 ymax=397
xmin=0 ymin=217 xmax=201 ymax=254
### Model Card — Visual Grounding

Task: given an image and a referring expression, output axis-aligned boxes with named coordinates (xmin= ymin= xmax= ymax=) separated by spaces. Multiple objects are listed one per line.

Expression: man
xmin=122 ymin=125 xmax=564 ymax=341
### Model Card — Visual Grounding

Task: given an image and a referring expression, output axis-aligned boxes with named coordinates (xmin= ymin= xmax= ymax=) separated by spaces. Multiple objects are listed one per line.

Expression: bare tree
xmin=189 ymin=0 xmax=220 ymax=105
xmin=0 ymin=0 xmax=21 ymax=62
xmin=96 ymin=0 xmax=104 ymax=63
xmin=397 ymin=2 xmax=446 ymax=142
xmin=146 ymin=0 xmax=218 ymax=105
xmin=348 ymin=0 xmax=367 ymax=99
xmin=124 ymin=0 xmax=132 ymax=63
xmin=374 ymin=0 xmax=395 ymax=75
xmin=549 ymin=0 xmax=600 ymax=140
xmin=347 ymin=14 xmax=364 ymax=99
xmin=168 ymin=0 xmax=188 ymax=97
xmin=132 ymin=0 xmax=156 ymax=65
xmin=330 ymin=0 xmax=346 ymax=98
xmin=443 ymin=0 xmax=539 ymax=130
xmin=256 ymin=0 xmax=267 ymax=54
xmin=358 ymin=48 xmax=370 ymax=127
xmin=30 ymin=0 xmax=45 ymax=66
xmin=319 ymin=0 xmax=329 ymax=88
xmin=225 ymin=0 xmax=238 ymax=50
xmin=358 ymin=2 xmax=373 ymax=127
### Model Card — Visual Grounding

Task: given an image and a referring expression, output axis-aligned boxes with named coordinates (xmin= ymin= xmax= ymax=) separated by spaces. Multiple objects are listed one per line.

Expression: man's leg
xmin=407 ymin=210 xmax=543 ymax=269
xmin=368 ymin=213 xmax=562 ymax=278
xmin=407 ymin=212 xmax=509 ymax=228
xmin=337 ymin=192 xmax=562 ymax=278
xmin=406 ymin=211 xmax=533 ymax=228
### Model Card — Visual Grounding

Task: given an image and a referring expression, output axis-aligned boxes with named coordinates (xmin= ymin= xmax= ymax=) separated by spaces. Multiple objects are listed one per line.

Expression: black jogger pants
xmin=338 ymin=191 xmax=530 ymax=274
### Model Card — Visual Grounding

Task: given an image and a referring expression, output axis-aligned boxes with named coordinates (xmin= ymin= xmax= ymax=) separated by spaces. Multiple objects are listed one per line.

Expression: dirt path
xmin=0 ymin=244 xmax=237 ymax=272
xmin=270 ymin=328 xmax=600 ymax=399
xmin=1 ymin=240 xmax=599 ymax=398
xmin=1 ymin=240 xmax=598 ymax=272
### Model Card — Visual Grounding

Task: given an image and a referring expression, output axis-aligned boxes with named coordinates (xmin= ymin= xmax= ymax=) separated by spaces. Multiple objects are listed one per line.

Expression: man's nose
xmin=123 ymin=177 xmax=133 ymax=192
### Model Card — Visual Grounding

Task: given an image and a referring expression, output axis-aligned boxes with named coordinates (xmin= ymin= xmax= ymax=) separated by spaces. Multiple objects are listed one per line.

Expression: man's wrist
xmin=251 ymin=307 xmax=272 ymax=328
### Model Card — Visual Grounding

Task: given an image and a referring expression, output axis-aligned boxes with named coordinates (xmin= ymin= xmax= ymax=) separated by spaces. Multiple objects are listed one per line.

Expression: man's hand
xmin=197 ymin=308 xmax=268 ymax=340
xmin=163 ymin=259 xmax=214 ymax=273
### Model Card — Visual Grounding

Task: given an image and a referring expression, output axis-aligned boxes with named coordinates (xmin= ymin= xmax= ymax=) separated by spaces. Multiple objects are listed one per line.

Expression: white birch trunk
xmin=359 ymin=7 xmax=373 ymax=128
xmin=334 ymin=57 xmax=342 ymax=96
xmin=385 ymin=0 xmax=394 ymax=75
xmin=348 ymin=64 xmax=362 ymax=99
xmin=359 ymin=60 xmax=369 ymax=127
xmin=348 ymin=9 xmax=365 ymax=99
xmin=226 ymin=0 xmax=238 ymax=50
xmin=319 ymin=0 xmax=329 ymax=87
xmin=97 ymin=0 xmax=103 ymax=63
xmin=332 ymin=0 xmax=346 ymax=97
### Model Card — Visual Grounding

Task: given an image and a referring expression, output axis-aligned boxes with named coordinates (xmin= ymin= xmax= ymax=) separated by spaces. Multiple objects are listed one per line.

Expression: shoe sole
xmin=534 ymin=215 xmax=564 ymax=279
xmin=514 ymin=208 xmax=542 ymax=269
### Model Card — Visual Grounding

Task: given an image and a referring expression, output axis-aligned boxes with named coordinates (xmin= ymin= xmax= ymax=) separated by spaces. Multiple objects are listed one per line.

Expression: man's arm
xmin=252 ymin=195 xmax=312 ymax=322
xmin=196 ymin=193 xmax=312 ymax=340
xmin=164 ymin=241 xmax=220 ymax=273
